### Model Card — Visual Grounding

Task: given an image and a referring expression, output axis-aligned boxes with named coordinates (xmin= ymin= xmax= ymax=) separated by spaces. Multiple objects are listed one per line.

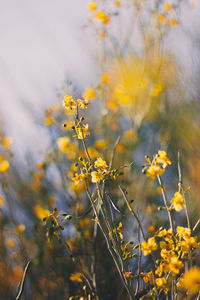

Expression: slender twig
xmin=109 ymin=136 xmax=121 ymax=170
xmin=135 ymin=228 xmax=141 ymax=296
xmin=193 ymin=218 xmax=200 ymax=232
xmin=177 ymin=151 xmax=190 ymax=229
xmin=16 ymin=260 xmax=31 ymax=300
xmin=117 ymin=180 xmax=146 ymax=241
xmin=157 ymin=175 xmax=174 ymax=232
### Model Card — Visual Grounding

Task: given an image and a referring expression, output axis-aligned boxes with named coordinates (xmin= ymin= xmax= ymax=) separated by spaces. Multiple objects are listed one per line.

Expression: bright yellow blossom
xmin=88 ymin=2 xmax=97 ymax=11
xmin=75 ymin=124 xmax=90 ymax=140
xmin=91 ymin=170 xmax=105 ymax=183
xmin=77 ymin=99 xmax=89 ymax=109
xmin=171 ymin=192 xmax=185 ymax=211
xmin=101 ymin=73 xmax=110 ymax=84
xmin=33 ymin=205 xmax=50 ymax=221
xmin=151 ymin=84 xmax=163 ymax=97
xmin=176 ymin=226 xmax=191 ymax=240
xmin=116 ymin=222 xmax=125 ymax=239
xmin=82 ymin=87 xmax=95 ymax=101
xmin=94 ymin=157 xmax=108 ymax=171
xmin=57 ymin=137 xmax=70 ymax=153
xmin=70 ymin=272 xmax=82 ymax=283
xmin=155 ymin=277 xmax=168 ymax=294
xmin=2 ymin=137 xmax=12 ymax=150
xmin=169 ymin=19 xmax=178 ymax=26
xmin=146 ymin=165 xmax=164 ymax=180
xmin=72 ymin=173 xmax=85 ymax=184
xmin=140 ymin=271 xmax=154 ymax=285
xmin=0 ymin=159 xmax=10 ymax=172
xmin=44 ymin=115 xmax=55 ymax=126
xmin=0 ymin=195 xmax=4 ymax=207
xmin=115 ymin=1 xmax=121 ymax=7
xmin=156 ymin=150 xmax=171 ymax=168
xmin=141 ymin=237 xmax=158 ymax=256
xmin=96 ymin=10 xmax=110 ymax=25
xmin=164 ymin=3 xmax=172 ymax=11
xmin=180 ymin=267 xmax=200 ymax=294
xmin=63 ymin=95 xmax=76 ymax=114
xmin=168 ymin=255 xmax=183 ymax=275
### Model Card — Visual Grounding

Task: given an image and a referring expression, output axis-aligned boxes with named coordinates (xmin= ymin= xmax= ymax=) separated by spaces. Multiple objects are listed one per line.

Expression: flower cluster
xmin=141 ymin=226 xmax=200 ymax=294
xmin=143 ymin=150 xmax=171 ymax=180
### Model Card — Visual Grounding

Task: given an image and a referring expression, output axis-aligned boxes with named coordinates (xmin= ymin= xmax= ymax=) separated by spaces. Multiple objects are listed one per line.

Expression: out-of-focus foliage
xmin=1 ymin=0 xmax=200 ymax=299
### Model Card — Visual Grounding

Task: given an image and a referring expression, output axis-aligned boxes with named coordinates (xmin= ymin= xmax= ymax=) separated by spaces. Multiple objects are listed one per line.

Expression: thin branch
xmin=135 ymin=228 xmax=141 ymax=296
xmin=193 ymin=218 xmax=200 ymax=232
xmin=117 ymin=180 xmax=146 ymax=241
xmin=177 ymin=151 xmax=190 ymax=229
xmin=157 ymin=175 xmax=174 ymax=232
xmin=16 ymin=260 xmax=31 ymax=300
xmin=109 ymin=136 xmax=120 ymax=170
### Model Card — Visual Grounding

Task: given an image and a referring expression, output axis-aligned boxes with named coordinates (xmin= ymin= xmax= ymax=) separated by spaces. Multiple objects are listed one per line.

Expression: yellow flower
xmin=116 ymin=142 xmax=125 ymax=154
xmin=57 ymin=137 xmax=70 ymax=153
xmin=0 ymin=195 xmax=4 ymax=207
xmin=87 ymin=147 xmax=99 ymax=160
xmin=171 ymin=192 xmax=185 ymax=211
xmin=96 ymin=10 xmax=110 ymax=25
xmin=156 ymin=150 xmax=171 ymax=168
xmin=141 ymin=237 xmax=158 ymax=256
xmin=151 ymin=84 xmax=163 ymax=97
xmin=124 ymin=272 xmax=133 ymax=278
xmin=63 ymin=95 xmax=76 ymax=114
xmin=176 ymin=226 xmax=191 ymax=240
xmin=169 ymin=19 xmax=178 ymax=26
xmin=33 ymin=205 xmax=50 ymax=221
xmin=2 ymin=137 xmax=12 ymax=150
xmin=146 ymin=165 xmax=164 ymax=180
xmin=82 ymin=87 xmax=95 ymax=101
xmin=77 ymin=99 xmax=89 ymax=109
xmin=140 ymin=271 xmax=154 ymax=285
xmin=44 ymin=115 xmax=55 ymax=126
xmin=88 ymin=1 xmax=97 ymax=11
xmin=70 ymin=272 xmax=82 ymax=283
xmin=115 ymin=1 xmax=121 ymax=7
xmin=16 ymin=224 xmax=26 ymax=233
xmin=155 ymin=264 xmax=164 ymax=277
xmin=168 ymin=255 xmax=184 ymax=275
xmin=158 ymin=14 xmax=167 ymax=25
xmin=91 ymin=170 xmax=105 ymax=183
xmin=180 ymin=267 xmax=200 ymax=294
xmin=95 ymin=139 xmax=106 ymax=151
xmin=72 ymin=173 xmax=85 ymax=184
xmin=164 ymin=3 xmax=172 ymax=11
xmin=101 ymin=73 xmax=110 ymax=84
xmin=148 ymin=224 xmax=156 ymax=235
xmin=116 ymin=222 xmax=125 ymax=239
xmin=94 ymin=157 xmax=108 ymax=171
xmin=155 ymin=277 xmax=168 ymax=293
xmin=6 ymin=238 xmax=17 ymax=249
xmin=75 ymin=124 xmax=90 ymax=140
xmin=0 ymin=159 xmax=10 ymax=172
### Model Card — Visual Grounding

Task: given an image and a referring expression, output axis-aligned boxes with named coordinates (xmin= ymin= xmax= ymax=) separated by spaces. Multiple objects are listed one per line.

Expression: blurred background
xmin=1 ymin=1 xmax=200 ymax=299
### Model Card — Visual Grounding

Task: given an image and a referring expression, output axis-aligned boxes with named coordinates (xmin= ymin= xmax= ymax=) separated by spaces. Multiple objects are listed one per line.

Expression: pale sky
xmin=0 ymin=0 xmax=94 ymax=160
xmin=0 ymin=0 xmax=199 ymax=161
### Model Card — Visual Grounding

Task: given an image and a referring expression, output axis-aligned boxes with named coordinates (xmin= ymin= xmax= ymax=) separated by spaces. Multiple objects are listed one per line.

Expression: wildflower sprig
xmin=143 ymin=150 xmax=171 ymax=180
